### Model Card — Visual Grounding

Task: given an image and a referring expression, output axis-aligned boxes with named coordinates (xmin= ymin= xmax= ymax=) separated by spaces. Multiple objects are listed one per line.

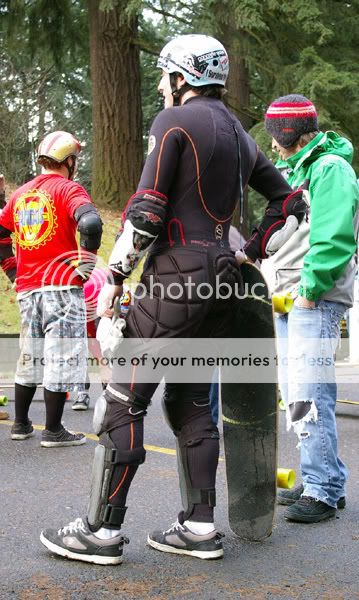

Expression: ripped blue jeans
xmin=276 ymin=300 xmax=348 ymax=508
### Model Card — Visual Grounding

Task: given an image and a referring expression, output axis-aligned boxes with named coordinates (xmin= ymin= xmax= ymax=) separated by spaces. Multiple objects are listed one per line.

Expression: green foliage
xmin=0 ymin=0 xmax=91 ymax=187
xmin=1 ymin=0 xmax=358 ymax=210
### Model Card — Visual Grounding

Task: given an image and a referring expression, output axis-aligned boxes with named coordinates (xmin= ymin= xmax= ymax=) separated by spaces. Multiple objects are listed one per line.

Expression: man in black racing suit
xmin=40 ymin=34 xmax=307 ymax=565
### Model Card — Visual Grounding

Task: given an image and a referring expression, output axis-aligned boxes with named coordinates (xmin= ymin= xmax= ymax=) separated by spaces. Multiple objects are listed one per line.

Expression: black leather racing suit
xmin=93 ymin=96 xmax=299 ymax=529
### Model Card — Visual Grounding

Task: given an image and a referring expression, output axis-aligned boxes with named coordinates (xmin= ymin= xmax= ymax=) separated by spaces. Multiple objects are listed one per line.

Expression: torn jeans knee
xmin=286 ymin=399 xmax=318 ymax=447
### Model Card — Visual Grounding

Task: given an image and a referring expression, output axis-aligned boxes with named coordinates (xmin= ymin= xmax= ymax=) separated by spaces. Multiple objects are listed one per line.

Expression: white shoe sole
xmin=39 ymin=532 xmax=123 ymax=565
xmin=71 ymin=404 xmax=89 ymax=411
xmin=11 ymin=431 xmax=35 ymax=440
xmin=41 ymin=437 xmax=86 ymax=447
xmin=147 ymin=536 xmax=224 ymax=560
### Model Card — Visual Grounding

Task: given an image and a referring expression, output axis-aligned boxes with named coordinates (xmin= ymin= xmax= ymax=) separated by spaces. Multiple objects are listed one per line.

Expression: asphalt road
xmin=0 ymin=373 xmax=358 ymax=600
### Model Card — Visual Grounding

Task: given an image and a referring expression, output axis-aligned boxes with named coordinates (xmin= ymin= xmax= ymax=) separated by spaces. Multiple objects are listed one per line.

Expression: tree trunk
xmin=88 ymin=0 xmax=143 ymax=209
xmin=227 ymin=53 xmax=252 ymax=132
xmin=219 ymin=26 xmax=252 ymax=238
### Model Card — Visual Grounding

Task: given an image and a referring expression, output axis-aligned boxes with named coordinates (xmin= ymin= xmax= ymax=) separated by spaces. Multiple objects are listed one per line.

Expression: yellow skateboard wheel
xmin=277 ymin=468 xmax=296 ymax=489
xmin=272 ymin=293 xmax=294 ymax=314
xmin=0 ymin=395 xmax=8 ymax=406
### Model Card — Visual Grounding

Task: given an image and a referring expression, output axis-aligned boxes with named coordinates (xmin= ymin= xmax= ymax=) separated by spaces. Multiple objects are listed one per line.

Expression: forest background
xmin=0 ymin=0 xmax=358 ymax=331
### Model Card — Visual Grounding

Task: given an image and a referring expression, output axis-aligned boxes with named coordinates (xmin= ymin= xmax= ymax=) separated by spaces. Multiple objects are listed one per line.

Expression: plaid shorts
xmin=15 ymin=288 xmax=88 ymax=392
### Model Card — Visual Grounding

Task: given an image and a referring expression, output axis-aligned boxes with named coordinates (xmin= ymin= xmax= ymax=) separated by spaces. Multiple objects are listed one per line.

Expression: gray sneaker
xmin=11 ymin=421 xmax=35 ymax=440
xmin=40 ymin=517 xmax=129 ymax=565
xmin=72 ymin=392 xmax=90 ymax=411
xmin=147 ymin=520 xmax=224 ymax=560
xmin=278 ymin=483 xmax=346 ymax=509
xmin=41 ymin=425 xmax=86 ymax=447
xmin=284 ymin=496 xmax=336 ymax=523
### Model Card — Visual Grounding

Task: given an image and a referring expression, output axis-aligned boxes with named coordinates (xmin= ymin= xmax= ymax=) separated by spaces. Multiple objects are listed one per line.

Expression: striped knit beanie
xmin=265 ymin=94 xmax=318 ymax=148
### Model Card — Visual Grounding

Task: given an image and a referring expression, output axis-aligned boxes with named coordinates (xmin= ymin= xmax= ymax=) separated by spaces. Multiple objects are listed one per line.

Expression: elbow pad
xmin=110 ymin=189 xmax=168 ymax=278
xmin=109 ymin=218 xmax=157 ymax=278
xmin=282 ymin=188 xmax=309 ymax=223
xmin=249 ymin=188 xmax=309 ymax=259
xmin=263 ymin=188 xmax=309 ymax=256
xmin=74 ymin=204 xmax=103 ymax=251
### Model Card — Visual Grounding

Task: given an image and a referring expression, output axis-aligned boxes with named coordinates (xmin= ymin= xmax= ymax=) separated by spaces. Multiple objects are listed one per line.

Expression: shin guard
xmin=178 ymin=419 xmax=219 ymax=520
xmin=87 ymin=432 xmax=145 ymax=530
xmin=162 ymin=391 xmax=218 ymax=518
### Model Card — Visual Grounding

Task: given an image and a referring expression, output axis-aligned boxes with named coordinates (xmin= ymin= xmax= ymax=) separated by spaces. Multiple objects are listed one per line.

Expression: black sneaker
xmin=40 ymin=517 xmax=129 ymax=565
xmin=41 ymin=425 xmax=86 ymax=447
xmin=278 ymin=483 xmax=346 ymax=509
xmin=284 ymin=496 xmax=336 ymax=523
xmin=11 ymin=421 xmax=35 ymax=440
xmin=147 ymin=520 xmax=224 ymax=560
xmin=72 ymin=392 xmax=90 ymax=411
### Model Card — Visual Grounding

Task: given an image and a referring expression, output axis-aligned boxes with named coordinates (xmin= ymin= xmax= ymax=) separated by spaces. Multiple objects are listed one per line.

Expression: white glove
xmin=96 ymin=317 xmax=113 ymax=352
xmin=97 ymin=282 xmax=122 ymax=317
xmin=265 ymin=215 xmax=299 ymax=256
xmin=102 ymin=317 xmax=127 ymax=360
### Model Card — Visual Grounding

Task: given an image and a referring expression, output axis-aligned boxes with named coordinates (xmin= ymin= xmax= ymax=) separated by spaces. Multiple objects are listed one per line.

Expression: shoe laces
xmin=58 ymin=517 xmax=86 ymax=536
xmin=297 ymin=496 xmax=316 ymax=506
xmin=165 ymin=520 xmax=185 ymax=535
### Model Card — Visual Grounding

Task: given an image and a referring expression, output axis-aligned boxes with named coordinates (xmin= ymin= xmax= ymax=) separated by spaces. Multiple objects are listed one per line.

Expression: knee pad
xmin=93 ymin=391 xmax=107 ymax=435
xmin=87 ymin=432 xmax=146 ymax=530
xmin=106 ymin=384 xmax=149 ymax=412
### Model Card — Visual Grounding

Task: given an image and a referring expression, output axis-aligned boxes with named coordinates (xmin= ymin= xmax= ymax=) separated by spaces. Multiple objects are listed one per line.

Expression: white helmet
xmin=37 ymin=131 xmax=81 ymax=164
xmin=157 ymin=34 xmax=229 ymax=87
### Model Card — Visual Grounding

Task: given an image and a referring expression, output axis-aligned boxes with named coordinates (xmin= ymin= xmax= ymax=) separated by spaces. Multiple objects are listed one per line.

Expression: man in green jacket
xmin=262 ymin=94 xmax=359 ymax=522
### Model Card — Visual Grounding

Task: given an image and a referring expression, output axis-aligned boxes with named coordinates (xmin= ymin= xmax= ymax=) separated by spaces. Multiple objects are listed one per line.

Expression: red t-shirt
xmin=0 ymin=174 xmax=93 ymax=292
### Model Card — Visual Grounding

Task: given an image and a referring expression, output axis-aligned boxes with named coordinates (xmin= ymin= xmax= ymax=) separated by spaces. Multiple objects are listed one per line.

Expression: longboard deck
xmin=221 ymin=262 xmax=277 ymax=541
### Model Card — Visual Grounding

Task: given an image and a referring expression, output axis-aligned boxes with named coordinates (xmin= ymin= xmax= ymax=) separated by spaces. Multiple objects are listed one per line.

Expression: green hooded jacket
xmin=275 ymin=131 xmax=359 ymax=302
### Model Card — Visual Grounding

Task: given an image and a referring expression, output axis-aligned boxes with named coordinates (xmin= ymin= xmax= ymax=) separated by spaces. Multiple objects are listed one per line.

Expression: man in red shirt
xmin=0 ymin=131 xmax=103 ymax=446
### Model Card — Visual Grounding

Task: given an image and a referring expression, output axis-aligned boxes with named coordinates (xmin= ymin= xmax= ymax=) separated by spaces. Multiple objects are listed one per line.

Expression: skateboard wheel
xmin=277 ymin=468 xmax=296 ymax=489
xmin=278 ymin=398 xmax=286 ymax=411
xmin=0 ymin=395 xmax=8 ymax=406
xmin=272 ymin=293 xmax=293 ymax=314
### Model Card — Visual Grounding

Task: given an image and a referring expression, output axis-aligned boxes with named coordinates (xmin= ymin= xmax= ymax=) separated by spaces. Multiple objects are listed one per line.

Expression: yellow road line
xmin=0 ymin=419 xmax=226 ymax=460
xmin=337 ymin=399 xmax=359 ymax=406
xmin=0 ymin=420 xmax=178 ymax=457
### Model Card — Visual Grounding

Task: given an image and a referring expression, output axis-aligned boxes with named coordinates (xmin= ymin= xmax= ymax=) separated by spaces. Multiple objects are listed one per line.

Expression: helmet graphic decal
xmin=157 ymin=34 xmax=229 ymax=87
